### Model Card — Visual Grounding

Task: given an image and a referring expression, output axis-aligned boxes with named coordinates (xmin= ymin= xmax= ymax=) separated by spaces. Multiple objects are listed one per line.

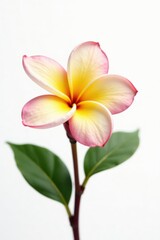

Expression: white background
xmin=0 ymin=0 xmax=160 ymax=239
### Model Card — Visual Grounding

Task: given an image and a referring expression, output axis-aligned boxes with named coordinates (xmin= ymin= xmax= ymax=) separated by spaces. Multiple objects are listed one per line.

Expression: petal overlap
xmin=69 ymin=101 xmax=113 ymax=147
xmin=22 ymin=42 xmax=137 ymax=147
xmin=79 ymin=74 xmax=137 ymax=114
xmin=22 ymin=95 xmax=76 ymax=128
xmin=67 ymin=42 xmax=109 ymax=101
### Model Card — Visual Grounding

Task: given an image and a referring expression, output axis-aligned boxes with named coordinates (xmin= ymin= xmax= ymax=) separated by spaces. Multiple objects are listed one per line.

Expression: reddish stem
xmin=70 ymin=142 xmax=84 ymax=240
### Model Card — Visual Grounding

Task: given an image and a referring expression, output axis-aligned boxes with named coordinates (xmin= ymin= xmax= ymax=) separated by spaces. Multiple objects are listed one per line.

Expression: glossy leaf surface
xmin=8 ymin=143 xmax=72 ymax=206
xmin=83 ymin=130 xmax=139 ymax=185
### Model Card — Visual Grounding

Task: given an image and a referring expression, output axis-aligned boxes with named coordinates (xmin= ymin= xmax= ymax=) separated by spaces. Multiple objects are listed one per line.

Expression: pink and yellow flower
xmin=22 ymin=41 xmax=137 ymax=147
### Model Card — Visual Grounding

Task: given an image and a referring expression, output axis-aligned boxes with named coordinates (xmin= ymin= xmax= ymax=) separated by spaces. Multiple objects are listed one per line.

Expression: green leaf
xmin=83 ymin=130 xmax=139 ymax=186
xmin=8 ymin=143 xmax=72 ymax=212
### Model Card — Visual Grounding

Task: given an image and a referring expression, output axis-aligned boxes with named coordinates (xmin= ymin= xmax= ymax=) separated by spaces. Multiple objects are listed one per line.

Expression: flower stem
xmin=70 ymin=142 xmax=84 ymax=240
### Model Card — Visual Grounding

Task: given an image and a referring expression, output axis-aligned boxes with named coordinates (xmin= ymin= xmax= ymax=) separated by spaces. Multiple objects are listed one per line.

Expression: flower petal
xmin=23 ymin=55 xmax=70 ymax=102
xmin=22 ymin=95 xmax=76 ymax=128
xmin=69 ymin=101 xmax=113 ymax=147
xmin=67 ymin=41 xmax=109 ymax=101
xmin=79 ymin=74 xmax=137 ymax=114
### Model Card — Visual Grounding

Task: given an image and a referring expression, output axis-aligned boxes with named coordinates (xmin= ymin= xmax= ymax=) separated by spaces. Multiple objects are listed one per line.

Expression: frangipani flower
xmin=22 ymin=41 xmax=137 ymax=147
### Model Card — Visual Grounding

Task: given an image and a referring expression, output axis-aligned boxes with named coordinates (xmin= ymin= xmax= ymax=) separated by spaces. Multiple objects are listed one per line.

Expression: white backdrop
xmin=1 ymin=0 xmax=160 ymax=239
